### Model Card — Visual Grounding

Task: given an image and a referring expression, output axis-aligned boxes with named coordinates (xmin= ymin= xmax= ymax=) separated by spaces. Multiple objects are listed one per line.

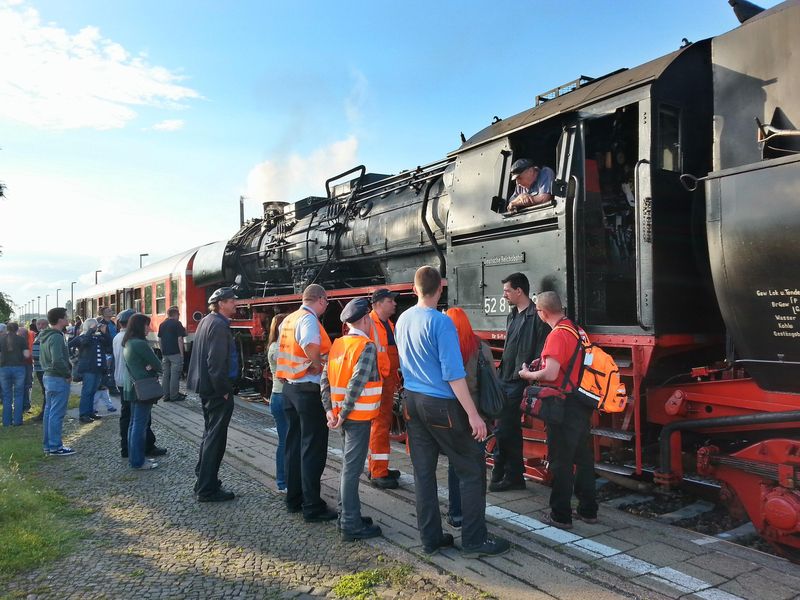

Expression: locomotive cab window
xmin=496 ymin=124 xmax=561 ymax=215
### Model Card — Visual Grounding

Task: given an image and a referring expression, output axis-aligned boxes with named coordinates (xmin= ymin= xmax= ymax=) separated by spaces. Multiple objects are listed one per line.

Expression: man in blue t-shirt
xmin=395 ymin=266 xmax=509 ymax=559
xmin=507 ymin=158 xmax=555 ymax=212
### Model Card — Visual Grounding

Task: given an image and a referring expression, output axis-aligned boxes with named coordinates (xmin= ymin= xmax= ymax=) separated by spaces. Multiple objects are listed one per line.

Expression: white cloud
xmin=150 ymin=119 xmax=185 ymax=132
xmin=0 ymin=1 xmax=200 ymax=130
xmin=245 ymin=136 xmax=359 ymax=203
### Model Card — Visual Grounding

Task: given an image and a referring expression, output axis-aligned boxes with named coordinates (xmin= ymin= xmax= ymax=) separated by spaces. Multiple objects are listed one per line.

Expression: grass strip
xmin=0 ymin=385 xmax=88 ymax=584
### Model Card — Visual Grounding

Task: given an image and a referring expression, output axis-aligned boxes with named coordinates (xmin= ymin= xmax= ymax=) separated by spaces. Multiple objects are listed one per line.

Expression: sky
xmin=0 ymin=0 xmax=783 ymax=318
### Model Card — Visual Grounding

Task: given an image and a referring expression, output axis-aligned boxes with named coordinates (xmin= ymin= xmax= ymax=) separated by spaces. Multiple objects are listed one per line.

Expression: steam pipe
xmin=420 ymin=177 xmax=446 ymax=277
xmin=658 ymin=410 xmax=800 ymax=479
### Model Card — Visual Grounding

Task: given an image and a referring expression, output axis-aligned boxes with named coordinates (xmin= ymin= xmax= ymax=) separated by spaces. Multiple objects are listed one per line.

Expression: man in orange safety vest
xmin=322 ymin=297 xmax=383 ymax=541
xmin=367 ymin=288 xmax=402 ymax=489
xmin=275 ymin=284 xmax=336 ymax=522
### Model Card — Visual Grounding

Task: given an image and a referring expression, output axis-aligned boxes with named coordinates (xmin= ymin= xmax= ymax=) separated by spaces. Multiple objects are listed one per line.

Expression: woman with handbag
xmin=444 ymin=308 xmax=495 ymax=528
xmin=122 ymin=314 xmax=163 ymax=470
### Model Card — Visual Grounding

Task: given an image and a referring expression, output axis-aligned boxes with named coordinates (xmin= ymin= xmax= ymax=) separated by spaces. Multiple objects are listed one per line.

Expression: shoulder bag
xmin=125 ymin=361 xmax=163 ymax=403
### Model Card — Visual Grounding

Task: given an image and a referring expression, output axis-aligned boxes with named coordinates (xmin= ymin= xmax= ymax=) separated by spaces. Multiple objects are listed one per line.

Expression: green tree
xmin=0 ymin=292 xmax=13 ymax=322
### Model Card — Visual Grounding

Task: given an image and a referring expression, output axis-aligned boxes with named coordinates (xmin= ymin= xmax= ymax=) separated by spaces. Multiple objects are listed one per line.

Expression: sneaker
xmin=146 ymin=446 xmax=168 ymax=457
xmin=90 ymin=413 xmax=102 ymax=420
xmin=461 ymin=536 xmax=511 ymax=558
xmin=572 ymin=510 xmax=599 ymax=524
xmin=106 ymin=406 xmax=117 ymax=413
xmin=341 ymin=523 xmax=382 ymax=542
xmin=79 ymin=416 xmax=94 ymax=424
xmin=543 ymin=512 xmax=573 ymax=529
xmin=371 ymin=476 xmax=399 ymax=490
xmin=423 ymin=533 xmax=454 ymax=555
xmin=277 ymin=487 xmax=287 ymax=494
xmin=336 ymin=516 xmax=374 ymax=531
xmin=133 ymin=462 xmax=159 ymax=470
xmin=488 ymin=478 xmax=526 ymax=493
xmin=49 ymin=447 xmax=76 ymax=456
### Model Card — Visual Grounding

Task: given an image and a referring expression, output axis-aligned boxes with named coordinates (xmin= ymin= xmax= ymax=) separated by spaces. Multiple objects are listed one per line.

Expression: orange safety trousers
xmin=368 ymin=346 xmax=399 ymax=478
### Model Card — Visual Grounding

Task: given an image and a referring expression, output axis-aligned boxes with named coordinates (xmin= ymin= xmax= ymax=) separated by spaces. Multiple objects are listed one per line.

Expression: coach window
xmin=156 ymin=281 xmax=166 ymax=315
xmin=170 ymin=278 xmax=178 ymax=308
xmin=144 ymin=285 xmax=153 ymax=314
xmin=658 ymin=105 xmax=681 ymax=172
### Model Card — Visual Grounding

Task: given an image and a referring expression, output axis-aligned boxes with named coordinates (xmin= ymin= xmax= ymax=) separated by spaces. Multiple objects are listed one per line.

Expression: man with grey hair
xmin=275 ymin=283 xmax=336 ymax=521
xmin=519 ymin=290 xmax=598 ymax=529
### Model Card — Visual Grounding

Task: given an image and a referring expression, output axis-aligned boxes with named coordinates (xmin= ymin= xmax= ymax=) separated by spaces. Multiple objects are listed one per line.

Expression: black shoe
xmin=371 ymin=476 xmax=399 ymax=490
xmin=79 ymin=416 xmax=94 ymax=424
xmin=488 ymin=478 xmax=526 ymax=493
xmin=341 ymin=523 xmax=382 ymax=542
xmin=90 ymin=413 xmax=102 ymax=420
xmin=173 ymin=393 xmax=187 ymax=401
xmin=286 ymin=504 xmax=302 ymax=514
xmin=121 ymin=450 xmax=129 ymax=458
xmin=336 ymin=516 xmax=374 ymax=531
xmin=387 ymin=469 xmax=401 ymax=479
xmin=461 ymin=536 xmax=511 ymax=558
xmin=423 ymin=533 xmax=454 ymax=555
xmin=446 ymin=515 xmax=463 ymax=528
xmin=197 ymin=489 xmax=235 ymax=503
xmin=146 ymin=446 xmax=168 ymax=457
xmin=304 ymin=508 xmax=338 ymax=523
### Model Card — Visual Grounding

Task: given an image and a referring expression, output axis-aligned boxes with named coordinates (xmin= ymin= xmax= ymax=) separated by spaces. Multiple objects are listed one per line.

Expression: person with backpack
xmin=444 ymin=307 xmax=495 ymax=528
xmin=518 ymin=290 xmax=599 ymax=529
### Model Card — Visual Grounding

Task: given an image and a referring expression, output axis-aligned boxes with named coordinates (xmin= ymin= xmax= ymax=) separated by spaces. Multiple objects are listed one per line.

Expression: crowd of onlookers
xmin=1 ymin=264 xmax=599 ymax=559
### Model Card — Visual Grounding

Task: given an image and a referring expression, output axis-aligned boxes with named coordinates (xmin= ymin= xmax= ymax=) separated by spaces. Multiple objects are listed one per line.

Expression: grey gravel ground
xmin=2 ymin=413 xmax=484 ymax=600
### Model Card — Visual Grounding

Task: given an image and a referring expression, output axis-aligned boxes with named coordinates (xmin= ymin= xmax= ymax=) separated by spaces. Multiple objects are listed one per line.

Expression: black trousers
xmin=119 ymin=389 xmax=157 ymax=454
xmin=547 ymin=401 xmax=597 ymax=523
xmin=283 ymin=382 xmax=329 ymax=516
xmin=36 ymin=371 xmax=46 ymax=413
xmin=405 ymin=390 xmax=487 ymax=550
xmin=492 ymin=379 xmax=526 ymax=483
xmin=194 ymin=395 xmax=235 ymax=497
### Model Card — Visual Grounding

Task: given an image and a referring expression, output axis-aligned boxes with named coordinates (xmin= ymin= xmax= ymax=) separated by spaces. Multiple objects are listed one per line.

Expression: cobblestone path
xmin=3 ymin=415 xmax=484 ymax=600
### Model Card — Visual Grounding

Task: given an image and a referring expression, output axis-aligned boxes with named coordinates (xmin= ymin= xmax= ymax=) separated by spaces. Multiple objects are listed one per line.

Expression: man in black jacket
xmin=491 ymin=273 xmax=549 ymax=491
xmin=187 ymin=287 xmax=239 ymax=502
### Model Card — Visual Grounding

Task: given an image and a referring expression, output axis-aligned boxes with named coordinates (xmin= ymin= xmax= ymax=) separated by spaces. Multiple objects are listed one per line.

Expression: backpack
xmin=476 ymin=347 xmax=506 ymax=418
xmin=554 ymin=323 xmax=627 ymax=413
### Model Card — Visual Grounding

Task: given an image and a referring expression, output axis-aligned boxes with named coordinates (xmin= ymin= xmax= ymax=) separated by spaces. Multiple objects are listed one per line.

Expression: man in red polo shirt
xmin=519 ymin=291 xmax=598 ymax=529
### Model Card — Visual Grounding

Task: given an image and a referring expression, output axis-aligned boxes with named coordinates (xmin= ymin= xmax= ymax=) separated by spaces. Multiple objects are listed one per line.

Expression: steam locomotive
xmin=79 ymin=1 xmax=800 ymax=557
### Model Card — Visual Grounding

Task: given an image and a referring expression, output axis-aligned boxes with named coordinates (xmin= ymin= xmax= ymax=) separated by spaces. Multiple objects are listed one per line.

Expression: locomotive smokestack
xmin=239 ymin=195 xmax=245 ymax=227
xmin=729 ymin=0 xmax=765 ymax=23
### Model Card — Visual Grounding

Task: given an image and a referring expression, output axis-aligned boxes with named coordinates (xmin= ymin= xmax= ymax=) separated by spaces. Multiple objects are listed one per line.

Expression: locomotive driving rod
xmin=657 ymin=410 xmax=800 ymax=480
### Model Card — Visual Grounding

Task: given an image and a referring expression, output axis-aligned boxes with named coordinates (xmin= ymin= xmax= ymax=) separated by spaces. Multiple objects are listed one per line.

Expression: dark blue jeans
xmin=23 ymin=364 xmax=33 ymax=411
xmin=43 ymin=376 xmax=70 ymax=452
xmin=79 ymin=371 xmax=102 ymax=418
xmin=128 ymin=401 xmax=153 ymax=468
xmin=0 ymin=366 xmax=26 ymax=426
xmin=269 ymin=391 xmax=288 ymax=490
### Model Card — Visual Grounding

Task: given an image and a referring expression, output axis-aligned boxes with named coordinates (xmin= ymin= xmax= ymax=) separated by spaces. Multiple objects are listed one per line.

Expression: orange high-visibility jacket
xmin=275 ymin=307 xmax=332 ymax=380
xmin=328 ymin=335 xmax=382 ymax=420
xmin=369 ymin=310 xmax=396 ymax=379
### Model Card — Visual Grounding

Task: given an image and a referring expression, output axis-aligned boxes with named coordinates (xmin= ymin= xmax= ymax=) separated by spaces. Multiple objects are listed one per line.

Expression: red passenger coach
xmin=75 ymin=245 xmax=215 ymax=348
